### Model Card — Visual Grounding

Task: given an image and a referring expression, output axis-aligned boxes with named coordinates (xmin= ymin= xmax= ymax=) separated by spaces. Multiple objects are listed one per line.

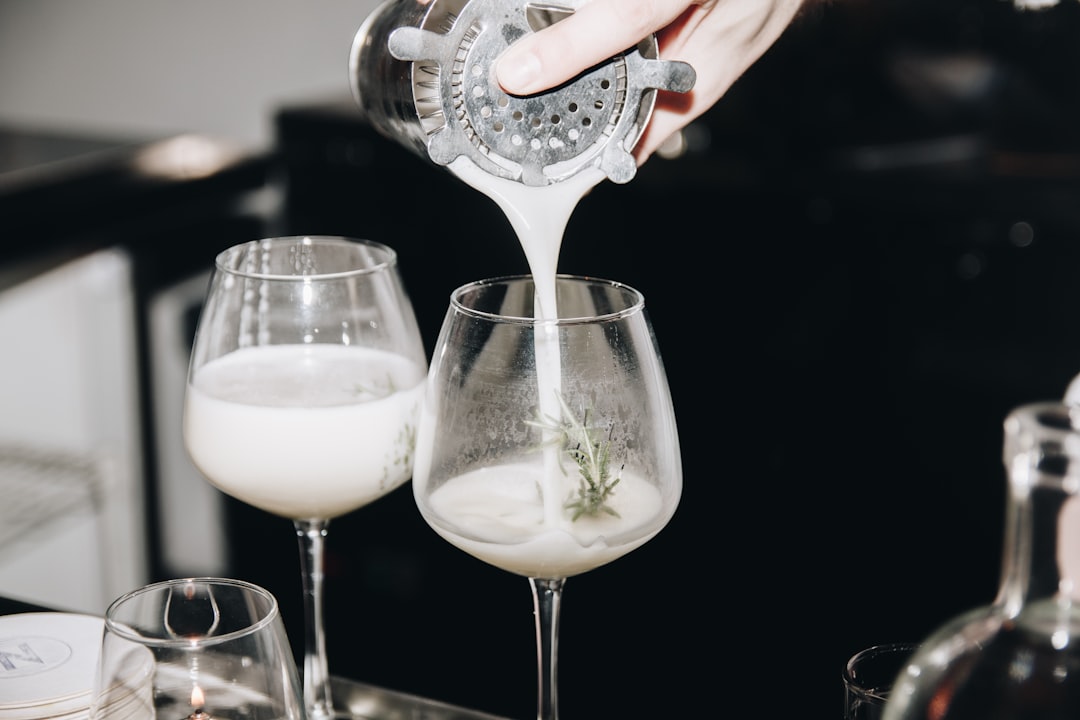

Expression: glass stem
xmin=530 ymin=577 xmax=565 ymax=720
xmin=295 ymin=518 xmax=334 ymax=720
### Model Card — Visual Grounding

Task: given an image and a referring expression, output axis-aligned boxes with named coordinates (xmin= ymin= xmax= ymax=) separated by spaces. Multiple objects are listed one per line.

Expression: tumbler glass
xmin=90 ymin=577 xmax=305 ymax=719
xmin=843 ymin=643 xmax=919 ymax=720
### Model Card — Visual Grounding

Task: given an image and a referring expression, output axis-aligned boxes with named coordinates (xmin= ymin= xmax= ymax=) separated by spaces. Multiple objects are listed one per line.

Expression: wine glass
xmin=90 ymin=577 xmax=304 ymax=719
xmin=183 ymin=236 xmax=427 ymax=719
xmin=412 ymin=274 xmax=682 ymax=719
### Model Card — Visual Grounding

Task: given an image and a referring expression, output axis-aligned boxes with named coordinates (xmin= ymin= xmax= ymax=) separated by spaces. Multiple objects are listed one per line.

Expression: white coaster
xmin=0 ymin=612 xmax=104 ymax=719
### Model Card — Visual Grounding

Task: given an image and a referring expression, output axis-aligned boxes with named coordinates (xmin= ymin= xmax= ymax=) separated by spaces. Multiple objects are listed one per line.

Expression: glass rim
xmin=843 ymin=642 xmax=919 ymax=703
xmin=104 ymin=577 xmax=279 ymax=648
xmin=450 ymin=273 xmax=645 ymax=325
xmin=214 ymin=235 xmax=397 ymax=281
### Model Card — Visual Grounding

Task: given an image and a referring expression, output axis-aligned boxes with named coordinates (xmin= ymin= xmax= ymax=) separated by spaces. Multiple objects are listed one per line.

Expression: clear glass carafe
xmin=883 ymin=401 xmax=1080 ymax=719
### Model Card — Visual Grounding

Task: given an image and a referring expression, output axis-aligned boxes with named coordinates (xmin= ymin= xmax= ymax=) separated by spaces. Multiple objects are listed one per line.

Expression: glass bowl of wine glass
xmin=412 ymin=273 xmax=682 ymax=719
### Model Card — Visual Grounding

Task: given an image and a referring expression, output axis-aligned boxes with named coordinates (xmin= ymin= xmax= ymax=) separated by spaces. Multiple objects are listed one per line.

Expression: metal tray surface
xmin=332 ymin=676 xmax=511 ymax=719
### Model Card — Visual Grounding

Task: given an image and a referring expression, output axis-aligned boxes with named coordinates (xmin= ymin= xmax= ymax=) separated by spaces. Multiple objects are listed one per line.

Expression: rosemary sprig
xmin=527 ymin=392 xmax=622 ymax=521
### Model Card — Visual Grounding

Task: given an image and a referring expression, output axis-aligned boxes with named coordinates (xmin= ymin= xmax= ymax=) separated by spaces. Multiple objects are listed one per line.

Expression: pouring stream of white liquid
xmin=447 ymin=157 xmax=606 ymax=526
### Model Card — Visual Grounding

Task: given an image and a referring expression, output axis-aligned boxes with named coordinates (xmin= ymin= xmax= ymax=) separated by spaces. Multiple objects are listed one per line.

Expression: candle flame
xmin=190 ymin=685 xmax=206 ymax=709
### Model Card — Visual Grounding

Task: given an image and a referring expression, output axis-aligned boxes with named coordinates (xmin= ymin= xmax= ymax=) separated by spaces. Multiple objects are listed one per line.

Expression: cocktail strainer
xmin=349 ymin=0 xmax=696 ymax=186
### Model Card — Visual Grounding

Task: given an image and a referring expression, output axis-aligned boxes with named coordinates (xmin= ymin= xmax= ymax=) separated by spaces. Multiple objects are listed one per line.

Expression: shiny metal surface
xmin=332 ymin=676 xmax=511 ymax=719
xmin=349 ymin=0 xmax=694 ymax=186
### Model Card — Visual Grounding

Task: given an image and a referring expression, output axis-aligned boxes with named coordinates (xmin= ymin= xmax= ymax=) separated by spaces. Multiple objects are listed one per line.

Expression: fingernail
xmin=497 ymin=51 xmax=541 ymax=93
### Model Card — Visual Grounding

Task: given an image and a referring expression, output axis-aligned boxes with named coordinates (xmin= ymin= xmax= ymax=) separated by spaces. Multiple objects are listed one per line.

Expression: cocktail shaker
xmin=349 ymin=0 xmax=695 ymax=186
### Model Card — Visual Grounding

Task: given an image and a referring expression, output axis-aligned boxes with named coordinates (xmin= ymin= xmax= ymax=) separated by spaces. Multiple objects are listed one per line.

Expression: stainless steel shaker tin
xmin=349 ymin=0 xmax=695 ymax=186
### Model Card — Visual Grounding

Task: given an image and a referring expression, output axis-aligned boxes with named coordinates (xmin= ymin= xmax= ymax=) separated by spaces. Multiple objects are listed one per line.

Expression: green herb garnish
xmin=528 ymin=392 xmax=622 ymax=521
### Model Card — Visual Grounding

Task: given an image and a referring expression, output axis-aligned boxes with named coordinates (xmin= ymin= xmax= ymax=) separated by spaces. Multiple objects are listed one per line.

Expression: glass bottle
xmin=883 ymin=401 xmax=1080 ymax=720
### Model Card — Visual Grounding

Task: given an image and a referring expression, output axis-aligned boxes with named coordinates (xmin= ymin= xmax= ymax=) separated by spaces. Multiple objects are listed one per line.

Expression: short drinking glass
xmin=90 ymin=577 xmax=304 ymax=719
xmin=844 ymin=643 xmax=919 ymax=720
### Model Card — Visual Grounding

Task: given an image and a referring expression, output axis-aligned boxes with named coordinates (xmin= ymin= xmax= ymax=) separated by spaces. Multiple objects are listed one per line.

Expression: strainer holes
xmin=498 ymin=97 xmax=509 ymax=108
xmin=512 ymin=110 xmax=523 ymax=121
xmin=493 ymin=121 xmax=504 ymax=132
xmin=530 ymin=138 xmax=542 ymax=150
xmin=594 ymin=100 xmax=604 ymax=110
xmin=531 ymin=117 xmax=542 ymax=128
xmin=550 ymin=115 xmax=560 ymax=124
xmin=568 ymin=102 xmax=578 ymax=112
xmin=582 ymin=117 xmax=592 ymax=127
xmin=601 ymin=79 xmax=610 ymax=90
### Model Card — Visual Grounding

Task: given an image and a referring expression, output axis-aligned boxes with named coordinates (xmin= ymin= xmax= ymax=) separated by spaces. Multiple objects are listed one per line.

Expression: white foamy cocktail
xmin=410 ymin=160 xmax=679 ymax=578
xmin=408 ymin=99 xmax=682 ymax=720
xmin=421 ymin=461 xmax=666 ymax=578
xmin=184 ymin=343 xmax=424 ymax=520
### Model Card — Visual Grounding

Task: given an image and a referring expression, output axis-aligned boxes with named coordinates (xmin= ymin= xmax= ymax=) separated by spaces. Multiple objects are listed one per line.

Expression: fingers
xmin=496 ymin=0 xmax=694 ymax=95
xmin=634 ymin=0 xmax=808 ymax=162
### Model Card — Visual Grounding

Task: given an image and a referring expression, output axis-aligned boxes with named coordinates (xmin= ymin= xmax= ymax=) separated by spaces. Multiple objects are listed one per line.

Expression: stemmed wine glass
xmin=412 ymin=274 xmax=682 ymax=719
xmin=183 ymin=236 xmax=427 ymax=719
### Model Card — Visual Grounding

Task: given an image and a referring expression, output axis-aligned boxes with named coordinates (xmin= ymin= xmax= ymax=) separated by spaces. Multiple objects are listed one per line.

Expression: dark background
xmin=225 ymin=0 xmax=1080 ymax=717
xmin=7 ymin=0 xmax=1080 ymax=717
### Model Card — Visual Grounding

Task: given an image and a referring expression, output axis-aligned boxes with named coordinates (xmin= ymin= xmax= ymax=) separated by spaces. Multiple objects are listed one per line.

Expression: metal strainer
xmin=350 ymin=0 xmax=696 ymax=186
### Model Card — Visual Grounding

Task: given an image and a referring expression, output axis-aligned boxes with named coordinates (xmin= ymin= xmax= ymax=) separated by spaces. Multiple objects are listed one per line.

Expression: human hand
xmin=496 ymin=0 xmax=810 ymax=163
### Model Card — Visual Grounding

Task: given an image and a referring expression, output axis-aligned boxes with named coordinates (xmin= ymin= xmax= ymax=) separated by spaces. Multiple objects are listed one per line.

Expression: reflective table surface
xmin=0 ymin=595 xmax=510 ymax=720
xmin=332 ymin=677 xmax=510 ymax=720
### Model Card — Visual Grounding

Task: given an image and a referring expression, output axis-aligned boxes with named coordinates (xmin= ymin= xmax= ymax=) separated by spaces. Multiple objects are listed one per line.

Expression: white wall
xmin=0 ymin=0 xmax=383 ymax=151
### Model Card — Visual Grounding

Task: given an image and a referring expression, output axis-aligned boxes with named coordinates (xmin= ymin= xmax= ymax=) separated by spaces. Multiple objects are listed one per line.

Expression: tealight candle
xmin=186 ymin=685 xmax=214 ymax=720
